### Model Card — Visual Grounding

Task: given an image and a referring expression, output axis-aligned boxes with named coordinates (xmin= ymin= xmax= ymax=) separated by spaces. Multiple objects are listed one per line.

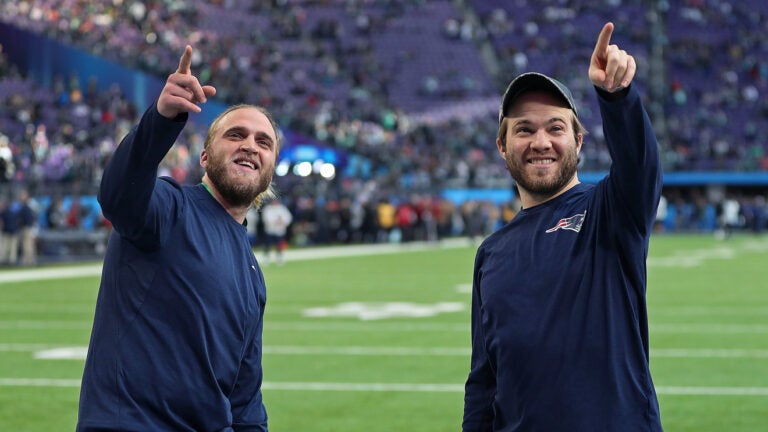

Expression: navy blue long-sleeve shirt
xmin=463 ymin=86 xmax=663 ymax=431
xmin=77 ymin=104 xmax=268 ymax=431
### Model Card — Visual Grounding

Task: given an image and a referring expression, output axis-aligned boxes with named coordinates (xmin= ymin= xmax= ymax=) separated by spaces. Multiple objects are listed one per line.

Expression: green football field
xmin=1 ymin=234 xmax=767 ymax=431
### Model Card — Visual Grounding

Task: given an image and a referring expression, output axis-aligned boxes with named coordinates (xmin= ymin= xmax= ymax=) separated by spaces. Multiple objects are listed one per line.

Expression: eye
xmin=515 ymin=127 xmax=533 ymax=135
xmin=549 ymin=124 xmax=567 ymax=134
xmin=256 ymin=138 xmax=274 ymax=149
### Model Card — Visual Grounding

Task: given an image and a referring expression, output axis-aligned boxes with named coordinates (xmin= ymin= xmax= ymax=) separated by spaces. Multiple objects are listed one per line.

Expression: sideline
xmin=0 ymin=378 xmax=767 ymax=396
xmin=4 ymin=344 xmax=768 ymax=360
xmin=0 ymin=238 xmax=477 ymax=284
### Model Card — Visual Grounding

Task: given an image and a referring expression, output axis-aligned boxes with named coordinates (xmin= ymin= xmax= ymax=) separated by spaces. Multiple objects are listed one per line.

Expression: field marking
xmin=0 ymin=304 xmax=94 ymax=313
xmin=4 ymin=319 xmax=768 ymax=334
xmin=647 ymin=237 xmax=768 ymax=268
xmin=0 ymin=264 xmax=103 ymax=283
xmin=1 ymin=378 xmax=768 ymax=396
xmin=268 ymin=346 xmax=470 ymax=356
xmin=273 ymin=322 xmax=470 ymax=332
xmin=0 ymin=378 xmax=82 ymax=387
xmin=656 ymin=387 xmax=768 ymax=396
xmin=263 ymin=382 xmax=463 ymax=392
xmin=650 ymin=324 xmax=768 ymax=334
xmin=0 ymin=320 xmax=469 ymax=332
xmin=0 ymin=320 xmax=92 ymax=329
xmin=652 ymin=349 xmax=768 ymax=358
xmin=302 ymin=302 xmax=465 ymax=320
xmin=653 ymin=306 xmax=768 ymax=316
xmin=6 ymin=344 xmax=768 ymax=360
xmin=262 ymin=347 xmax=768 ymax=359
xmin=647 ymin=247 xmax=736 ymax=268
xmin=0 ymin=239 xmax=474 ymax=284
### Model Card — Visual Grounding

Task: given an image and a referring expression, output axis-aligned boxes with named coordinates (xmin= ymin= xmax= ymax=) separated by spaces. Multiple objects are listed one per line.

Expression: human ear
xmin=496 ymin=137 xmax=506 ymax=158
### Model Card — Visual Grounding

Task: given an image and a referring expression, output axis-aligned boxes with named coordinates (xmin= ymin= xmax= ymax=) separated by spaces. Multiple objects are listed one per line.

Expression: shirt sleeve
xmin=97 ymin=103 xmax=188 ymax=246
xmin=597 ymin=85 xmax=663 ymax=237
xmin=463 ymin=248 xmax=495 ymax=431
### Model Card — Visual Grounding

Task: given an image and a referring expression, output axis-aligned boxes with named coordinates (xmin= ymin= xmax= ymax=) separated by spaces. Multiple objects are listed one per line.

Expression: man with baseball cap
xmin=463 ymin=22 xmax=664 ymax=431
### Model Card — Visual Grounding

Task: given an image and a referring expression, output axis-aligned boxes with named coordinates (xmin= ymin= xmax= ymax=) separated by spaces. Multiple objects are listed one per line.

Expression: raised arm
xmin=590 ymin=23 xmax=662 ymax=235
xmin=98 ymin=46 xmax=217 ymax=240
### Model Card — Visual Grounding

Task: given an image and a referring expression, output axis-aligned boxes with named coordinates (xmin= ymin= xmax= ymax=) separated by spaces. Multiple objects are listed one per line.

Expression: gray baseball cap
xmin=498 ymin=72 xmax=578 ymax=125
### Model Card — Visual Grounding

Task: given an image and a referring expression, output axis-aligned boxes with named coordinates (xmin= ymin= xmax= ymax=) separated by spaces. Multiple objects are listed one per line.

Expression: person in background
xmin=376 ymin=198 xmax=396 ymax=242
xmin=17 ymin=189 xmax=38 ymax=266
xmin=463 ymin=22 xmax=664 ymax=431
xmin=0 ymin=194 xmax=20 ymax=265
xmin=261 ymin=197 xmax=293 ymax=265
xmin=716 ymin=193 xmax=741 ymax=240
xmin=77 ymin=45 xmax=280 ymax=431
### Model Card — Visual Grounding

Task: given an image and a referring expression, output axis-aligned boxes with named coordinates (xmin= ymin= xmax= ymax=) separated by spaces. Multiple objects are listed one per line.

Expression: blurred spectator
xmin=17 ymin=189 xmax=38 ymax=265
xmin=0 ymin=193 xmax=22 ymax=264
xmin=376 ymin=198 xmax=396 ymax=243
xmin=716 ymin=194 xmax=742 ymax=240
xmin=45 ymin=195 xmax=67 ymax=229
xmin=260 ymin=198 xmax=293 ymax=265
xmin=66 ymin=196 xmax=85 ymax=228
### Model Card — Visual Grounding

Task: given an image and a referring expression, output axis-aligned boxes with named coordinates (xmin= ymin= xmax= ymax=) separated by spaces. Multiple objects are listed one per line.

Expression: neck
xmin=201 ymin=177 xmax=249 ymax=223
xmin=519 ymin=177 xmax=580 ymax=209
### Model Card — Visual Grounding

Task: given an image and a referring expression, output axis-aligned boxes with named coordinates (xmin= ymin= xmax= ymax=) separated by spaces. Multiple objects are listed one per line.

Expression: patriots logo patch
xmin=545 ymin=211 xmax=586 ymax=233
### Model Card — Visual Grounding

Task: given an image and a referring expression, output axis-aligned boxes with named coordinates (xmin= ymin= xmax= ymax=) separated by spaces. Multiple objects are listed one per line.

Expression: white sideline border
xmin=3 ymin=236 xmax=766 ymax=284
xmin=4 ymin=344 xmax=768 ymax=359
xmin=0 ymin=378 xmax=767 ymax=396
xmin=0 ymin=238 xmax=476 ymax=284
xmin=4 ymin=320 xmax=768 ymax=334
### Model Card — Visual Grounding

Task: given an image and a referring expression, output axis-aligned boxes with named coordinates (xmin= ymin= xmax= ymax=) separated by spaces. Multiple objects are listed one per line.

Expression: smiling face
xmin=200 ymin=106 xmax=278 ymax=209
xmin=497 ymin=91 xmax=584 ymax=208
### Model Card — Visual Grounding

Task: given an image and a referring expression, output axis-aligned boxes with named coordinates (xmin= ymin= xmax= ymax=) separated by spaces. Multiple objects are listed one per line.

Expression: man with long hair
xmin=77 ymin=45 xmax=279 ymax=431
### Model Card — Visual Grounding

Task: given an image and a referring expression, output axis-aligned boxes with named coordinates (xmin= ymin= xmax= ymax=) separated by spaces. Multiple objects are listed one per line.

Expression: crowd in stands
xmin=1 ymin=0 xmax=767 ymax=264
xmin=467 ymin=0 xmax=768 ymax=171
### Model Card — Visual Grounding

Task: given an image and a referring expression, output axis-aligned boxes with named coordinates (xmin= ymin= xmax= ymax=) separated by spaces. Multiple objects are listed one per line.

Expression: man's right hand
xmin=588 ymin=22 xmax=636 ymax=93
xmin=157 ymin=45 xmax=217 ymax=119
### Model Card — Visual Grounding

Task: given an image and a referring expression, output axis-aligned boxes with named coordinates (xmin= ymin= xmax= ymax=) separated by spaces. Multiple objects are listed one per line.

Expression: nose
xmin=530 ymin=130 xmax=552 ymax=151
xmin=239 ymin=137 xmax=259 ymax=153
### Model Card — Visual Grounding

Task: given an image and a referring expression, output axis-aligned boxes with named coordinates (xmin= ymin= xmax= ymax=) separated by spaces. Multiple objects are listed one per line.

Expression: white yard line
xmin=656 ymin=386 xmax=768 ymax=396
xmin=651 ymin=323 xmax=768 ymax=334
xmin=0 ymin=320 xmax=92 ymax=329
xmin=1 ymin=378 xmax=767 ymax=396
xmin=262 ymin=382 xmax=464 ymax=393
xmin=0 ymin=378 xmax=82 ymax=387
xmin=5 ymin=344 xmax=768 ymax=360
xmin=652 ymin=349 xmax=768 ymax=358
xmin=0 ymin=320 xmax=469 ymax=331
xmin=263 ymin=346 xmax=470 ymax=356
xmin=4 ymin=319 xmax=768 ymax=334
xmin=0 ymin=264 xmax=103 ymax=283
xmin=0 ymin=239 xmax=474 ymax=284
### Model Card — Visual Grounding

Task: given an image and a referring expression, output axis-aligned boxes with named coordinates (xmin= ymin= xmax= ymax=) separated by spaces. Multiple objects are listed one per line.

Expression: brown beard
xmin=206 ymin=152 xmax=273 ymax=207
xmin=505 ymin=145 xmax=578 ymax=200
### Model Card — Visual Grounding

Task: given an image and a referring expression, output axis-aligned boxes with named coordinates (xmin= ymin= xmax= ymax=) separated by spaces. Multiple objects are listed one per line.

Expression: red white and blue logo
xmin=545 ymin=211 xmax=586 ymax=233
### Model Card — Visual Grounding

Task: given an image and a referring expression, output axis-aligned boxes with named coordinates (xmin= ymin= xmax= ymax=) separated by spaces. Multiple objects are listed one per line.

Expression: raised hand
xmin=589 ymin=22 xmax=636 ymax=92
xmin=157 ymin=45 xmax=217 ymax=119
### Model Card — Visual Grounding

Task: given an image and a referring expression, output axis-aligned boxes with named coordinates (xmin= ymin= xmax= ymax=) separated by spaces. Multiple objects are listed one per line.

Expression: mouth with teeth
xmin=234 ymin=158 xmax=258 ymax=171
xmin=528 ymin=157 xmax=556 ymax=166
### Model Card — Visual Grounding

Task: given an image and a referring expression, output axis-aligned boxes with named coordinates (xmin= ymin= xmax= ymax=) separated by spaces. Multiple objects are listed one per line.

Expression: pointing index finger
xmin=592 ymin=22 xmax=614 ymax=59
xmin=177 ymin=45 xmax=193 ymax=74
